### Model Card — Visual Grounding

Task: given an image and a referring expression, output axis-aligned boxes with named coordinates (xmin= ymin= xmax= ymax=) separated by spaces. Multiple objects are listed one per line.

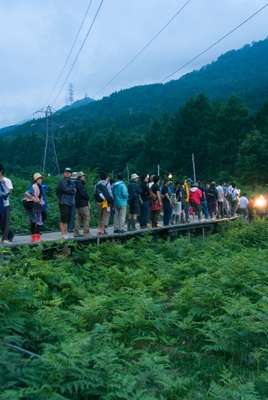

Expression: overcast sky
xmin=0 ymin=0 xmax=267 ymax=127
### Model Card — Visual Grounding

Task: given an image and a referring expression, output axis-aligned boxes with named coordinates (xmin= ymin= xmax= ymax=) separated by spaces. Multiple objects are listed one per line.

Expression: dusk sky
xmin=0 ymin=0 xmax=267 ymax=127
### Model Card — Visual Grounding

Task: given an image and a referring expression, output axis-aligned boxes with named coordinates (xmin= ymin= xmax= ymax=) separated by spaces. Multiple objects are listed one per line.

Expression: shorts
xmin=59 ymin=204 xmax=73 ymax=224
xmin=128 ymin=199 xmax=140 ymax=215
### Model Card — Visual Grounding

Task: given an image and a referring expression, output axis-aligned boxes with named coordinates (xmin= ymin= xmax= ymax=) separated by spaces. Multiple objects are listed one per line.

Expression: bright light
xmin=168 ymin=174 xmax=173 ymax=179
xmin=254 ymin=195 xmax=267 ymax=209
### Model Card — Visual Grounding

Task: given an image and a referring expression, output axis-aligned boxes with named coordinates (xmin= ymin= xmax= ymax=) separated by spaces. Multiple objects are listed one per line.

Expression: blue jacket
xmin=56 ymin=178 xmax=76 ymax=206
xmin=112 ymin=180 xmax=128 ymax=208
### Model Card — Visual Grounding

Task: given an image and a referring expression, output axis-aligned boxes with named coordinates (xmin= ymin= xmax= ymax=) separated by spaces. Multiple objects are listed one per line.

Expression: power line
xmin=53 ymin=0 xmax=104 ymax=106
xmin=162 ymin=2 xmax=268 ymax=82
xmin=48 ymin=0 xmax=94 ymax=102
xmin=95 ymin=0 xmax=194 ymax=96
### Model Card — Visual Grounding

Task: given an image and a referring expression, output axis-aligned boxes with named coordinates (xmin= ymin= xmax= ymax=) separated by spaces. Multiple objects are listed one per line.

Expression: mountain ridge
xmin=1 ymin=36 xmax=268 ymax=138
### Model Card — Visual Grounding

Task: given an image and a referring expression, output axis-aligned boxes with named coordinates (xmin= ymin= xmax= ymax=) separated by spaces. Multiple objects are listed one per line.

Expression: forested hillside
xmin=1 ymin=38 xmax=268 ymax=182
xmin=1 ymin=95 xmax=268 ymax=183
xmin=2 ymin=36 xmax=268 ymax=138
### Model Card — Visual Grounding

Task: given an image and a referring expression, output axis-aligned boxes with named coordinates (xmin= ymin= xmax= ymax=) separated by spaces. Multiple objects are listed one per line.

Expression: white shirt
xmin=216 ymin=185 xmax=224 ymax=202
xmin=1 ymin=177 xmax=13 ymax=207
xmin=3 ymin=177 xmax=13 ymax=191
xmin=239 ymin=196 xmax=249 ymax=209
xmin=229 ymin=187 xmax=240 ymax=201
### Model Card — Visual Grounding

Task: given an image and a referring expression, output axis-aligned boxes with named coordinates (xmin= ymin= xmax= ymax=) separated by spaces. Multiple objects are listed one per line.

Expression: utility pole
xmin=34 ymin=106 xmax=60 ymax=176
xmin=192 ymin=153 xmax=197 ymax=183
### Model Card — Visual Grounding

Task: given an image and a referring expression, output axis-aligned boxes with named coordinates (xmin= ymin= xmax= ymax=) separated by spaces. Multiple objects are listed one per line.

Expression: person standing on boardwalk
xmin=198 ymin=181 xmax=209 ymax=220
xmin=127 ymin=173 xmax=142 ymax=231
xmin=68 ymin=172 xmax=79 ymax=233
xmin=112 ymin=173 xmax=128 ymax=233
xmin=149 ymin=176 xmax=162 ymax=228
xmin=238 ymin=193 xmax=249 ymax=221
xmin=189 ymin=182 xmax=202 ymax=221
xmin=207 ymin=182 xmax=218 ymax=219
xmin=161 ymin=179 xmax=173 ymax=226
xmin=216 ymin=183 xmax=225 ymax=218
xmin=56 ymin=168 xmax=76 ymax=240
xmin=182 ymin=177 xmax=190 ymax=223
xmin=228 ymin=183 xmax=240 ymax=216
xmin=139 ymin=175 xmax=150 ymax=229
xmin=94 ymin=172 xmax=113 ymax=235
xmin=73 ymin=171 xmax=90 ymax=238
xmin=23 ymin=173 xmax=45 ymax=243
xmin=0 ymin=164 xmax=13 ymax=243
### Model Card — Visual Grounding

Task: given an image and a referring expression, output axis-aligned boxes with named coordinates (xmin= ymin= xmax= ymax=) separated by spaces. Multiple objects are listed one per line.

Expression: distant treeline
xmin=1 ymin=94 xmax=268 ymax=183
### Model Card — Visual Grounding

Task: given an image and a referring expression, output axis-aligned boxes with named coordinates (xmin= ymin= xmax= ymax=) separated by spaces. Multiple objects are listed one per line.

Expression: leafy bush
xmin=1 ymin=221 xmax=268 ymax=399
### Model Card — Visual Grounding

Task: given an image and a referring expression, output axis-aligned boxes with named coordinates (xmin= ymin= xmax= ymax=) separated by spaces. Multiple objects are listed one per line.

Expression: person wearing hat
xmin=56 ymin=168 xmax=76 ymax=239
xmin=67 ymin=172 xmax=79 ymax=233
xmin=73 ymin=171 xmax=90 ymax=238
xmin=23 ymin=172 xmax=45 ymax=243
xmin=127 ymin=173 xmax=142 ymax=231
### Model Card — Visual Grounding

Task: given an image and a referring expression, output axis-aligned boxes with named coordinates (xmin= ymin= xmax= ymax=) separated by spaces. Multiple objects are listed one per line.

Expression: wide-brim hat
xmin=131 ymin=173 xmax=139 ymax=180
xmin=78 ymin=171 xmax=86 ymax=178
xmin=33 ymin=172 xmax=44 ymax=182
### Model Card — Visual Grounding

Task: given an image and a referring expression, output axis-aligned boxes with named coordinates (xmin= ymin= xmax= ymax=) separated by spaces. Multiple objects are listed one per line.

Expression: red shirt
xmin=189 ymin=187 xmax=202 ymax=205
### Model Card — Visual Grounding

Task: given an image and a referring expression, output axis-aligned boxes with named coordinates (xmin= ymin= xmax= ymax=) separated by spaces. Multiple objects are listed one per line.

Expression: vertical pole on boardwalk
xmin=157 ymin=164 xmax=160 ymax=177
xmin=42 ymin=108 xmax=49 ymax=174
xmin=126 ymin=164 xmax=130 ymax=182
xmin=192 ymin=153 xmax=197 ymax=182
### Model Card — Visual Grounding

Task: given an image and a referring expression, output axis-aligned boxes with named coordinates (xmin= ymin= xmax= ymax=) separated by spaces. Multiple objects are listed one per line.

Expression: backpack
xmin=94 ymin=183 xmax=112 ymax=204
xmin=230 ymin=188 xmax=239 ymax=201
xmin=22 ymin=185 xmax=35 ymax=210
xmin=0 ymin=182 xmax=7 ymax=215
xmin=0 ymin=197 xmax=4 ymax=215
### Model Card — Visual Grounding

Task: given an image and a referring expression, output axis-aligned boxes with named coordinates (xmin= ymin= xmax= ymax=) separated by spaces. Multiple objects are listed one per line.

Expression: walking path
xmin=1 ymin=217 xmax=237 ymax=248
xmin=11 ymin=227 xmax=111 ymax=246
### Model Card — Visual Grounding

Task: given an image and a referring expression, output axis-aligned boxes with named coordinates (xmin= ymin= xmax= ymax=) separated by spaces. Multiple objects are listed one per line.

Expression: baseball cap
xmin=131 ymin=173 xmax=139 ymax=180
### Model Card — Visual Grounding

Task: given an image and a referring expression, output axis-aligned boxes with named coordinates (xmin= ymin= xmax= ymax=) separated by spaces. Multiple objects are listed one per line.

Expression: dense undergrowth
xmin=0 ymin=220 xmax=268 ymax=399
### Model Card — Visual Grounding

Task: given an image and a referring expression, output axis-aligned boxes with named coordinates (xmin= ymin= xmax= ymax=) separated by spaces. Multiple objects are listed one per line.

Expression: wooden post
xmin=192 ymin=153 xmax=197 ymax=182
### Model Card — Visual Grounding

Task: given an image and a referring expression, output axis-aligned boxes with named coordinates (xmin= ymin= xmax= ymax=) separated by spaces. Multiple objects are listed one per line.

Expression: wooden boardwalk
xmin=1 ymin=217 xmax=238 ymax=249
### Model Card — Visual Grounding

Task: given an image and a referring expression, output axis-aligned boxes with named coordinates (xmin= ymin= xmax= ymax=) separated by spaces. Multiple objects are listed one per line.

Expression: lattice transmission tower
xmin=33 ymin=106 xmax=60 ymax=176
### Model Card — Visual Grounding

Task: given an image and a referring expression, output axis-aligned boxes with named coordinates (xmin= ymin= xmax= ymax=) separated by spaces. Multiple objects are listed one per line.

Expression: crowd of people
xmin=0 ymin=164 xmax=250 ymax=244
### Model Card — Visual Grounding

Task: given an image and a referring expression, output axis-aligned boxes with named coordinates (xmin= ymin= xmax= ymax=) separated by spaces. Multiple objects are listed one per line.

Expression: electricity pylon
xmin=33 ymin=106 xmax=60 ymax=176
